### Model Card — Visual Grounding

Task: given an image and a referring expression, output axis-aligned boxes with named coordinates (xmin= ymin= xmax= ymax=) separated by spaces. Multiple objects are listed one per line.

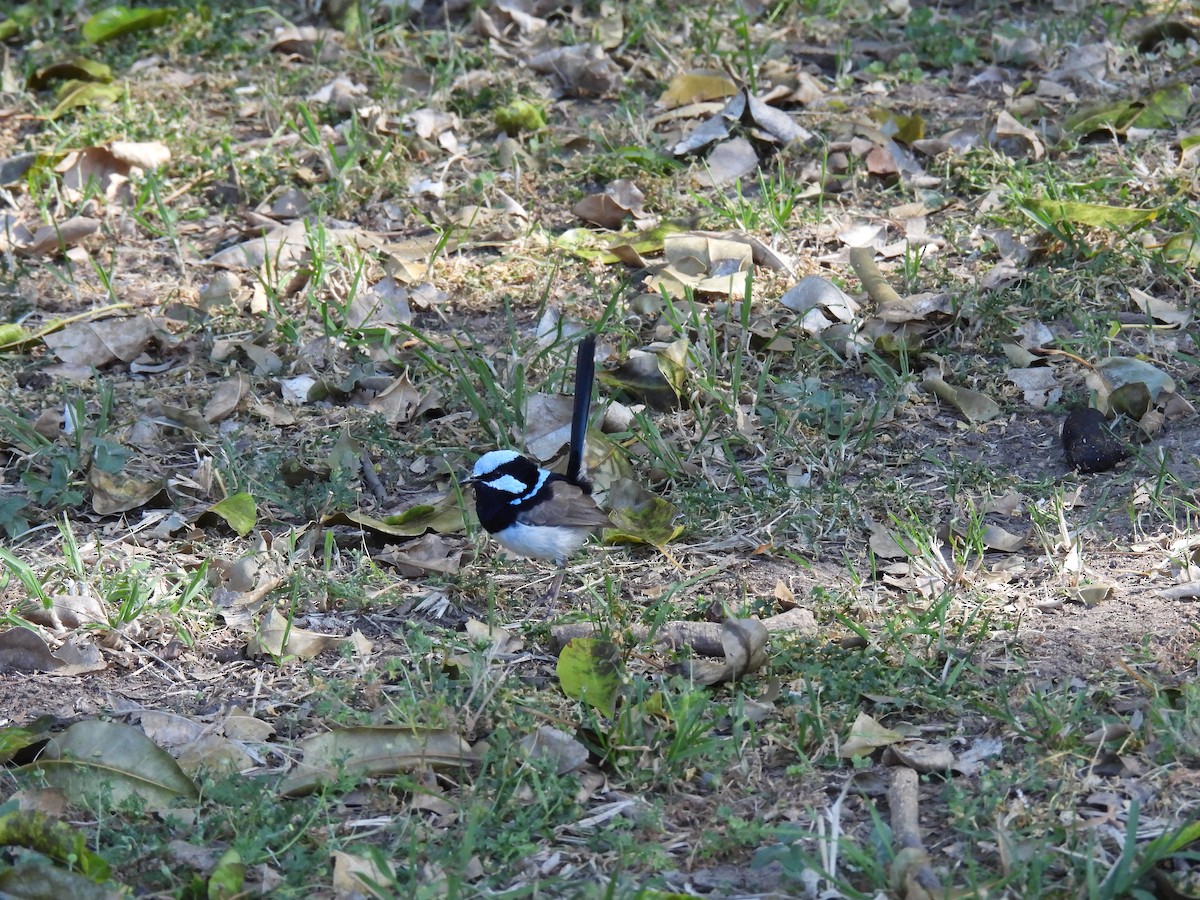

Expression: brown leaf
xmin=247 ymin=609 xmax=349 ymax=661
xmin=203 ymin=373 xmax=249 ymax=423
xmin=20 ymin=592 xmax=107 ymax=631
xmin=346 ymin=276 xmax=413 ymax=328
xmin=696 ymin=137 xmax=758 ymax=187
xmin=572 ymin=178 xmax=649 ymax=229
xmin=43 ymin=313 xmax=159 ymax=366
xmin=89 ymin=468 xmax=166 ymax=515
xmin=671 ymin=618 xmax=768 ymax=685
xmin=366 ymin=374 xmax=421 ymax=425
xmin=0 ymin=628 xmax=64 ymax=672
xmin=526 ymin=44 xmax=620 ymax=96
xmin=375 ymin=534 xmax=463 ymax=577
xmin=19 ymin=215 xmax=100 ymax=256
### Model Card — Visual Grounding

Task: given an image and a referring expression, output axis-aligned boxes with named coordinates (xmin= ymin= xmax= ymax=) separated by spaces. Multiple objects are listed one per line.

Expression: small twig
xmin=360 ymin=451 xmax=388 ymax=505
xmin=1027 ymin=346 xmax=1098 ymax=372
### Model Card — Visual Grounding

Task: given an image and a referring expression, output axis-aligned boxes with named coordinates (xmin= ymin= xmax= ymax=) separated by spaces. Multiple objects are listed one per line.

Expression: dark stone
xmin=1062 ymin=408 xmax=1128 ymax=473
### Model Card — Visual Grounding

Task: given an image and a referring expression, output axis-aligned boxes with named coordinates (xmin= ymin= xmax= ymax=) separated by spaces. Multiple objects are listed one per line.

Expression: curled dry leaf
xmin=269 ymin=25 xmax=343 ymax=61
xmin=951 ymin=735 xmax=1003 ymax=776
xmin=20 ymin=592 xmax=107 ymax=631
xmin=745 ymin=92 xmax=812 ymax=143
xmin=780 ymin=275 xmax=861 ymax=335
xmin=840 ymin=710 xmax=904 ymax=758
xmin=107 ymin=139 xmax=170 ymax=170
xmin=375 ymin=534 xmax=463 ymax=577
xmin=670 ymin=618 xmax=769 ymax=686
xmin=281 ymin=726 xmax=478 ymax=797
xmin=89 ymin=468 xmax=165 ymax=516
xmin=347 ymin=276 xmax=413 ymax=328
xmin=1067 ymin=583 xmax=1114 ymax=606
xmin=0 ymin=628 xmax=64 ymax=673
xmin=43 ymin=313 xmax=160 ymax=367
xmin=367 ymin=374 xmax=422 ymax=425
xmin=51 ymin=638 xmax=107 ymax=676
xmin=921 ymin=373 xmax=1002 ymax=424
xmin=696 ymin=136 xmax=758 ymax=188
xmin=1129 ymin=287 xmax=1192 ymax=328
xmin=657 ymin=70 xmax=740 ymax=109
xmin=526 ymin=43 xmax=620 ymax=96
xmin=1007 ymin=367 xmax=1061 ymax=408
xmin=12 ymin=215 xmax=100 ymax=257
xmin=651 ymin=233 xmax=754 ymax=298
xmin=203 ymin=372 xmax=249 ymax=423
xmin=247 ymin=608 xmax=348 ymax=661
xmin=991 ymin=110 xmax=1045 ymax=160
xmin=520 ymin=726 xmax=589 ymax=775
xmin=333 ymin=851 xmax=395 ymax=897
xmin=885 ymin=740 xmax=956 ymax=773
xmin=869 ymin=524 xmax=918 ymax=559
xmin=572 ymin=178 xmax=652 ymax=229
xmin=523 ymin=392 xmax=576 ymax=462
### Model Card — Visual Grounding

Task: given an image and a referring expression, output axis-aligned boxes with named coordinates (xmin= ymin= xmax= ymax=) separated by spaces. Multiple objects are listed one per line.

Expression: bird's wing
xmin=517 ymin=481 xmax=611 ymax=529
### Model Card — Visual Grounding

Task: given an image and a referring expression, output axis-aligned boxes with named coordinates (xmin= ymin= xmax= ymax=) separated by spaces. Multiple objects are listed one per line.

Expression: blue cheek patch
xmin=511 ymin=468 xmax=551 ymax=505
xmin=485 ymin=474 xmax=527 ymax=496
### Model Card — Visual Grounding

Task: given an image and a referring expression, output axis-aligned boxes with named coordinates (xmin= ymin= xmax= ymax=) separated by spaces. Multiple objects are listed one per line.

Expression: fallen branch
xmin=888 ymin=765 xmax=945 ymax=899
xmin=548 ymin=607 xmax=816 ymax=657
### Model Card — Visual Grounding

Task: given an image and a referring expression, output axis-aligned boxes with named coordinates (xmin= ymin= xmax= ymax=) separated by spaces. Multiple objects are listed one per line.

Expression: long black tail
xmin=566 ymin=334 xmax=596 ymax=487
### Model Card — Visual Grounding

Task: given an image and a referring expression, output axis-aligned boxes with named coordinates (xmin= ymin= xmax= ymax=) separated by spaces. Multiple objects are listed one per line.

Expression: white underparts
xmin=492 ymin=521 xmax=592 ymax=564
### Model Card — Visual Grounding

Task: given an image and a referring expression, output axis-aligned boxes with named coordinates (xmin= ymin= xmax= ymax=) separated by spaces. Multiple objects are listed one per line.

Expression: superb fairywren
xmin=467 ymin=335 xmax=610 ymax=603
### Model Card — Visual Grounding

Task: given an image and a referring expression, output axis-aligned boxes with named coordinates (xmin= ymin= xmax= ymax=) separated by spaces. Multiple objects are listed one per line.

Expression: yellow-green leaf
xmin=18 ymin=720 xmax=199 ymax=807
xmin=49 ymin=81 xmax=125 ymax=119
xmin=1023 ymin=198 xmax=1158 ymax=229
xmin=0 ymin=323 xmax=29 ymax=348
xmin=82 ymin=6 xmax=177 ymax=43
xmin=1162 ymin=232 xmax=1200 ymax=268
xmin=557 ymin=638 xmax=622 ymax=714
xmin=0 ymin=809 xmax=112 ymax=881
xmin=0 ymin=5 xmax=36 ymax=42
xmin=603 ymin=478 xmax=684 ymax=547
xmin=495 ymin=100 xmax=546 ymax=136
xmin=657 ymin=70 xmax=739 ymax=109
xmin=208 ymin=493 xmax=257 ymax=536
xmin=27 ymin=57 xmax=113 ymax=91
xmin=326 ymin=492 xmax=466 ymax=538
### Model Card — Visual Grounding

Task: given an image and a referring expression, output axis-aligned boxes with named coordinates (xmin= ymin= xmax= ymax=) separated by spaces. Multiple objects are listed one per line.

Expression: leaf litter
xmin=0 ymin=0 xmax=1199 ymax=895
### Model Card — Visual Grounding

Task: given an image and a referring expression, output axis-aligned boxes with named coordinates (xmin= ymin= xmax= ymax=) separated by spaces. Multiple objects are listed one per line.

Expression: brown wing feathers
xmin=516 ymin=481 xmax=611 ymax=529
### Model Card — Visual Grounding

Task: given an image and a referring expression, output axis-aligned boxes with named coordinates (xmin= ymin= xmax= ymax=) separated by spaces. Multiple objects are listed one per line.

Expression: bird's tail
xmin=566 ymin=334 xmax=596 ymax=488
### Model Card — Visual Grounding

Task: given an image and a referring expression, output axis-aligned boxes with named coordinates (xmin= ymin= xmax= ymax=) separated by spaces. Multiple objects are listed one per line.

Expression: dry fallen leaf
xmin=840 ymin=710 xmax=905 ymax=758
xmin=43 ymin=313 xmax=160 ymax=367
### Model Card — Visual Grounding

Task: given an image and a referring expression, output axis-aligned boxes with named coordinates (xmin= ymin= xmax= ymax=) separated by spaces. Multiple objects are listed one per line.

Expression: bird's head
xmin=467 ymin=450 xmax=547 ymax=499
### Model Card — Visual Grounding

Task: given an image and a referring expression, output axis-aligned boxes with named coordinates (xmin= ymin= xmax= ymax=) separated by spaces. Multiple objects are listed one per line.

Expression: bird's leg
xmin=539 ymin=561 xmax=568 ymax=609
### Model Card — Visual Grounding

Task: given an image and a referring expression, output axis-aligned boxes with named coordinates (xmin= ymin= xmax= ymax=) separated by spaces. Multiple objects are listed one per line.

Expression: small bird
xmin=468 ymin=335 xmax=611 ymax=603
